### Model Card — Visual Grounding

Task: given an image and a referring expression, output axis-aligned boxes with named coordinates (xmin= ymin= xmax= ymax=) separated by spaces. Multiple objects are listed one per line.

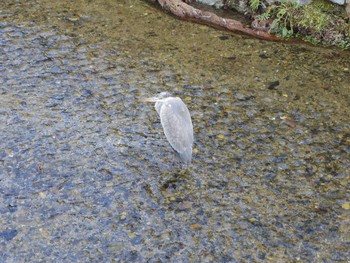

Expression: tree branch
xmin=157 ymin=0 xmax=279 ymax=41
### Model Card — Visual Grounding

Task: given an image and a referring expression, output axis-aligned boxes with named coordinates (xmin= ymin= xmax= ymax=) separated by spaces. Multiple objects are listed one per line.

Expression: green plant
xmin=250 ymin=0 xmax=261 ymax=12
xmin=255 ymin=11 xmax=271 ymax=21
xmin=268 ymin=1 xmax=300 ymax=37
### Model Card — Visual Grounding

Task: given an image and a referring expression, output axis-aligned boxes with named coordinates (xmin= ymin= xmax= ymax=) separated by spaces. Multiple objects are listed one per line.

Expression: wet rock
xmin=0 ymin=230 xmax=18 ymax=241
xmin=197 ymin=0 xmax=224 ymax=8
xmin=234 ymin=93 xmax=255 ymax=101
xmin=267 ymin=80 xmax=280 ymax=90
xmin=329 ymin=0 xmax=345 ymax=4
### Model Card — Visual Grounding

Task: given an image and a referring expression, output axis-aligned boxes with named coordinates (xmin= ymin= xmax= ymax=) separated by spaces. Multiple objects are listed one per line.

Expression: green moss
xmin=253 ymin=0 xmax=350 ymax=48
xmin=297 ymin=4 xmax=330 ymax=33
xmin=293 ymin=0 xmax=350 ymax=48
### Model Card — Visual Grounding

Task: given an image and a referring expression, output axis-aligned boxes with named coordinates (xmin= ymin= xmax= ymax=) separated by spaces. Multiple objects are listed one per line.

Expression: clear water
xmin=0 ymin=0 xmax=349 ymax=261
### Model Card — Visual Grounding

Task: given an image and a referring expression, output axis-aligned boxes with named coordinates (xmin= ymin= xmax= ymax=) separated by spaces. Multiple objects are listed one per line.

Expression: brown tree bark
xmin=157 ymin=0 xmax=279 ymax=41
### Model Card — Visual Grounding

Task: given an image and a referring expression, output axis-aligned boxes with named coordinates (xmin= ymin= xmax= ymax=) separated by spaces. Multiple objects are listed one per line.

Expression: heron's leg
xmin=142 ymin=175 xmax=165 ymax=204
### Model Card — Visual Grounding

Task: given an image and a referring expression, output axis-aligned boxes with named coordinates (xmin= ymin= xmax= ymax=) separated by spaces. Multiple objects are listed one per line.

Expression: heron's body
xmin=141 ymin=93 xmax=194 ymax=164
xmin=155 ymin=97 xmax=193 ymax=164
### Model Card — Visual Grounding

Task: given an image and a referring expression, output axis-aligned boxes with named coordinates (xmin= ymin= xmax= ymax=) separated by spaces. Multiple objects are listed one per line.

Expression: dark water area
xmin=0 ymin=0 xmax=349 ymax=262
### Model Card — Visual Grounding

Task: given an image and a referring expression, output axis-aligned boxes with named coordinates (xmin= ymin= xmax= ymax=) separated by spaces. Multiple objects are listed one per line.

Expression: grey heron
xmin=140 ymin=92 xmax=194 ymax=164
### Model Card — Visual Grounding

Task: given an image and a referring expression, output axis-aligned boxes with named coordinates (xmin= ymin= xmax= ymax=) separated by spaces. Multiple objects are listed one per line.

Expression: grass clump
xmin=252 ymin=0 xmax=350 ymax=48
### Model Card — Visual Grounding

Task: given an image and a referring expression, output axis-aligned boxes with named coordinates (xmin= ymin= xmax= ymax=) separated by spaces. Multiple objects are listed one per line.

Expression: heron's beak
xmin=138 ymin=96 xmax=158 ymax=102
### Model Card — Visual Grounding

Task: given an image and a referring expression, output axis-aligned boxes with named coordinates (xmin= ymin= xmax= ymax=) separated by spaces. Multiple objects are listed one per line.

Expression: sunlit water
xmin=0 ymin=0 xmax=349 ymax=261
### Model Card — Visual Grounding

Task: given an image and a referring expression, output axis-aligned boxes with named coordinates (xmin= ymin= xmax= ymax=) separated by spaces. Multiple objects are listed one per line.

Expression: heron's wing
xmin=159 ymin=98 xmax=193 ymax=163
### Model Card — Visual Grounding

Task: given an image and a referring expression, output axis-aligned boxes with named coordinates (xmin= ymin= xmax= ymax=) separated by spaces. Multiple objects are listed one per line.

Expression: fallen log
xmin=157 ymin=0 xmax=279 ymax=41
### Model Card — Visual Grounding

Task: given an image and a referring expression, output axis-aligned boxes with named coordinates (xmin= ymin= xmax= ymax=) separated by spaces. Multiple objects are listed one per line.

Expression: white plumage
xmin=141 ymin=93 xmax=194 ymax=164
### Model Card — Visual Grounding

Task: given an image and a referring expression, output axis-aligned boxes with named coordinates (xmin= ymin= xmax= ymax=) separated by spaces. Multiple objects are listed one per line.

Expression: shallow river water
xmin=0 ymin=0 xmax=349 ymax=262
